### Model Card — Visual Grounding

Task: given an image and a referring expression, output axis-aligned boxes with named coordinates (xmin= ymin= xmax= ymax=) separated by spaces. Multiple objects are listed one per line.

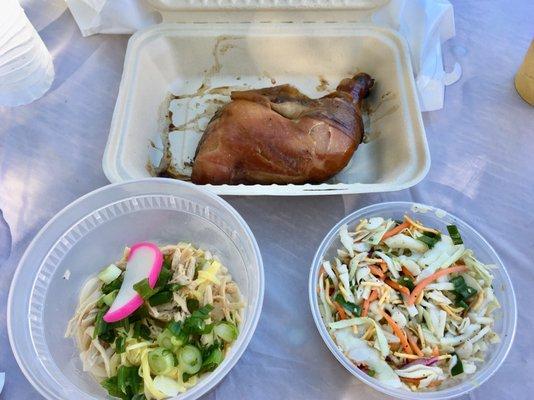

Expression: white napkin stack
xmin=66 ymin=0 xmax=460 ymax=111
xmin=0 ymin=0 xmax=55 ymax=107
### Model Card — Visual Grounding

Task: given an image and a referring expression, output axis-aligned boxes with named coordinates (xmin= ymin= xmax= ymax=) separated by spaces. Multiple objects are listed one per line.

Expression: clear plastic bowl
xmin=8 ymin=178 xmax=264 ymax=400
xmin=308 ymin=201 xmax=517 ymax=399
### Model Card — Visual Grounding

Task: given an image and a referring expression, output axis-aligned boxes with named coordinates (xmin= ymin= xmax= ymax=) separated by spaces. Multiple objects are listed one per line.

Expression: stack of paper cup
xmin=0 ymin=0 xmax=55 ymax=107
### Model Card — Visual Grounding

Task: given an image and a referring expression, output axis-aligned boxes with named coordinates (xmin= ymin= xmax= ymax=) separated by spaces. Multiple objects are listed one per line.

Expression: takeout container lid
xmin=103 ymin=1 xmax=430 ymax=195
xmin=142 ymin=0 xmax=405 ymax=27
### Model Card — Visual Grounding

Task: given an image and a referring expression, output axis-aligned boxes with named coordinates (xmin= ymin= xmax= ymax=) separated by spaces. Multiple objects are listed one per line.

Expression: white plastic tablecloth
xmin=0 ymin=1 xmax=533 ymax=399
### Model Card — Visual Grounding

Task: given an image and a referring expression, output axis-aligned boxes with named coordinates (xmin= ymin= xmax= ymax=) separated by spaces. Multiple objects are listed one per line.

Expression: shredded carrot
xmin=407 ymin=334 xmax=424 ymax=357
xmin=362 ymin=290 xmax=379 ymax=317
xmin=381 ymin=221 xmax=410 ymax=241
xmin=380 ymin=310 xmax=412 ymax=354
xmin=401 ymin=266 xmax=415 ymax=280
xmin=404 ymin=215 xmax=440 ymax=235
xmin=432 ymin=346 xmax=440 ymax=357
xmin=379 ymin=261 xmax=388 ymax=272
xmin=385 ymin=279 xmax=411 ymax=296
xmin=333 ymin=301 xmax=347 ymax=320
xmin=408 ymin=265 xmax=467 ymax=305
xmin=369 ymin=265 xmax=385 ymax=280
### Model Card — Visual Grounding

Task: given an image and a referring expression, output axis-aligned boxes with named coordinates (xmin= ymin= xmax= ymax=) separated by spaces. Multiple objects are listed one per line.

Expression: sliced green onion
xmin=162 ymin=258 xmax=172 ymax=270
xmin=149 ymin=291 xmax=173 ymax=306
xmin=97 ymin=290 xmax=118 ymax=307
xmin=367 ymin=369 xmax=376 ymax=377
xmin=397 ymin=277 xmax=415 ymax=291
xmin=93 ymin=307 xmax=109 ymax=339
xmin=182 ymin=305 xmax=215 ymax=335
xmin=178 ymin=345 xmax=203 ymax=374
xmin=99 ymin=328 xmax=116 ymax=344
xmin=333 ymin=294 xmax=361 ymax=317
xmin=148 ymin=348 xmax=175 ymax=374
xmin=187 ymin=298 xmax=200 ymax=313
xmin=115 ymin=335 xmax=126 ymax=354
xmin=157 ymin=329 xmax=186 ymax=352
xmin=133 ymin=322 xmax=151 ymax=340
xmin=98 ymin=264 xmax=122 ymax=284
xmin=133 ymin=278 xmax=157 ymax=300
xmin=214 ymin=322 xmax=238 ymax=342
xmin=167 ymin=283 xmax=184 ymax=292
xmin=447 ymin=225 xmax=463 ymax=245
xmin=416 ymin=232 xmax=441 ymax=248
xmin=193 ymin=304 xmax=214 ymax=318
xmin=102 ymin=276 xmax=123 ymax=295
xmin=155 ymin=266 xmax=172 ymax=289
xmin=129 ymin=306 xmax=148 ymax=323
xmin=101 ymin=376 xmax=124 ymax=399
xmin=200 ymin=346 xmax=223 ymax=373
xmin=165 ymin=321 xmax=189 ymax=347
xmin=111 ymin=316 xmax=130 ymax=332
xmin=451 ymin=275 xmax=477 ymax=305
xmin=183 ymin=317 xmax=207 ymax=335
xmin=117 ymin=365 xmax=141 ymax=396
xmin=451 ymin=352 xmax=464 ymax=376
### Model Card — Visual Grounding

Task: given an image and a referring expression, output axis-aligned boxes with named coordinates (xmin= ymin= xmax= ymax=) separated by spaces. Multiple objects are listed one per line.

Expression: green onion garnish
xmin=447 ymin=224 xmax=463 ymax=245
xmin=97 ymin=264 xmax=122 ymax=284
xmin=200 ymin=346 xmax=223 ymax=373
xmin=115 ymin=335 xmax=126 ymax=354
xmin=155 ymin=266 xmax=172 ymax=289
xmin=334 ymin=293 xmax=361 ymax=317
xmin=101 ymin=275 xmax=123 ymax=295
xmin=133 ymin=278 xmax=156 ymax=300
xmin=101 ymin=376 xmax=124 ymax=399
xmin=133 ymin=322 xmax=151 ymax=340
xmin=214 ymin=321 xmax=238 ymax=342
xmin=178 ymin=345 xmax=203 ymax=374
xmin=117 ymin=365 xmax=141 ymax=397
xmin=416 ymin=231 xmax=441 ymax=248
xmin=148 ymin=348 xmax=175 ymax=374
xmin=97 ymin=290 xmax=118 ymax=308
xmin=450 ymin=352 xmax=464 ymax=376
xmin=149 ymin=291 xmax=173 ymax=306
xmin=168 ymin=283 xmax=184 ymax=292
xmin=451 ymin=275 xmax=477 ymax=307
xmin=93 ymin=307 xmax=109 ymax=339
xmin=187 ymin=298 xmax=200 ymax=313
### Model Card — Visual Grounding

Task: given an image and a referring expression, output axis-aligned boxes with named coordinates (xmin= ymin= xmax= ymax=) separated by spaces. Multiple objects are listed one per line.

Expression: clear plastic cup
xmin=308 ymin=201 xmax=517 ymax=399
xmin=8 ymin=178 xmax=264 ymax=399
xmin=0 ymin=0 xmax=54 ymax=106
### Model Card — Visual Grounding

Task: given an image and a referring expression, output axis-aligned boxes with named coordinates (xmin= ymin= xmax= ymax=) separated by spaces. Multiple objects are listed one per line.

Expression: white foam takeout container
xmin=103 ymin=1 xmax=430 ymax=195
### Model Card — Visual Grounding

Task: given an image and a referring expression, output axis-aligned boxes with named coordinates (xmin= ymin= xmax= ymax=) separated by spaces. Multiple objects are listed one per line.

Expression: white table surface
xmin=0 ymin=1 xmax=533 ymax=399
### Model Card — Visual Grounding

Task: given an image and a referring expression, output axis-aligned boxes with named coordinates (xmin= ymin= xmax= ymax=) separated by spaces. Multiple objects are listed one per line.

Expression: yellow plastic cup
xmin=515 ymin=40 xmax=534 ymax=106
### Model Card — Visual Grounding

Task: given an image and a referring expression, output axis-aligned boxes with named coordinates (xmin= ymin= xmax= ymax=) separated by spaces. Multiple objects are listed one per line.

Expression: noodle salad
xmin=317 ymin=215 xmax=500 ymax=391
xmin=66 ymin=243 xmax=244 ymax=399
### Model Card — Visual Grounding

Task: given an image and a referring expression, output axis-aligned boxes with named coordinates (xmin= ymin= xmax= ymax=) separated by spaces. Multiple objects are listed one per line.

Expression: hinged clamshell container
xmin=103 ymin=0 xmax=430 ymax=195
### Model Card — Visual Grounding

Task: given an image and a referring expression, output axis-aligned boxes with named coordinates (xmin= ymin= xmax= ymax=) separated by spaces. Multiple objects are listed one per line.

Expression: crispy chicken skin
xmin=191 ymin=73 xmax=374 ymax=185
